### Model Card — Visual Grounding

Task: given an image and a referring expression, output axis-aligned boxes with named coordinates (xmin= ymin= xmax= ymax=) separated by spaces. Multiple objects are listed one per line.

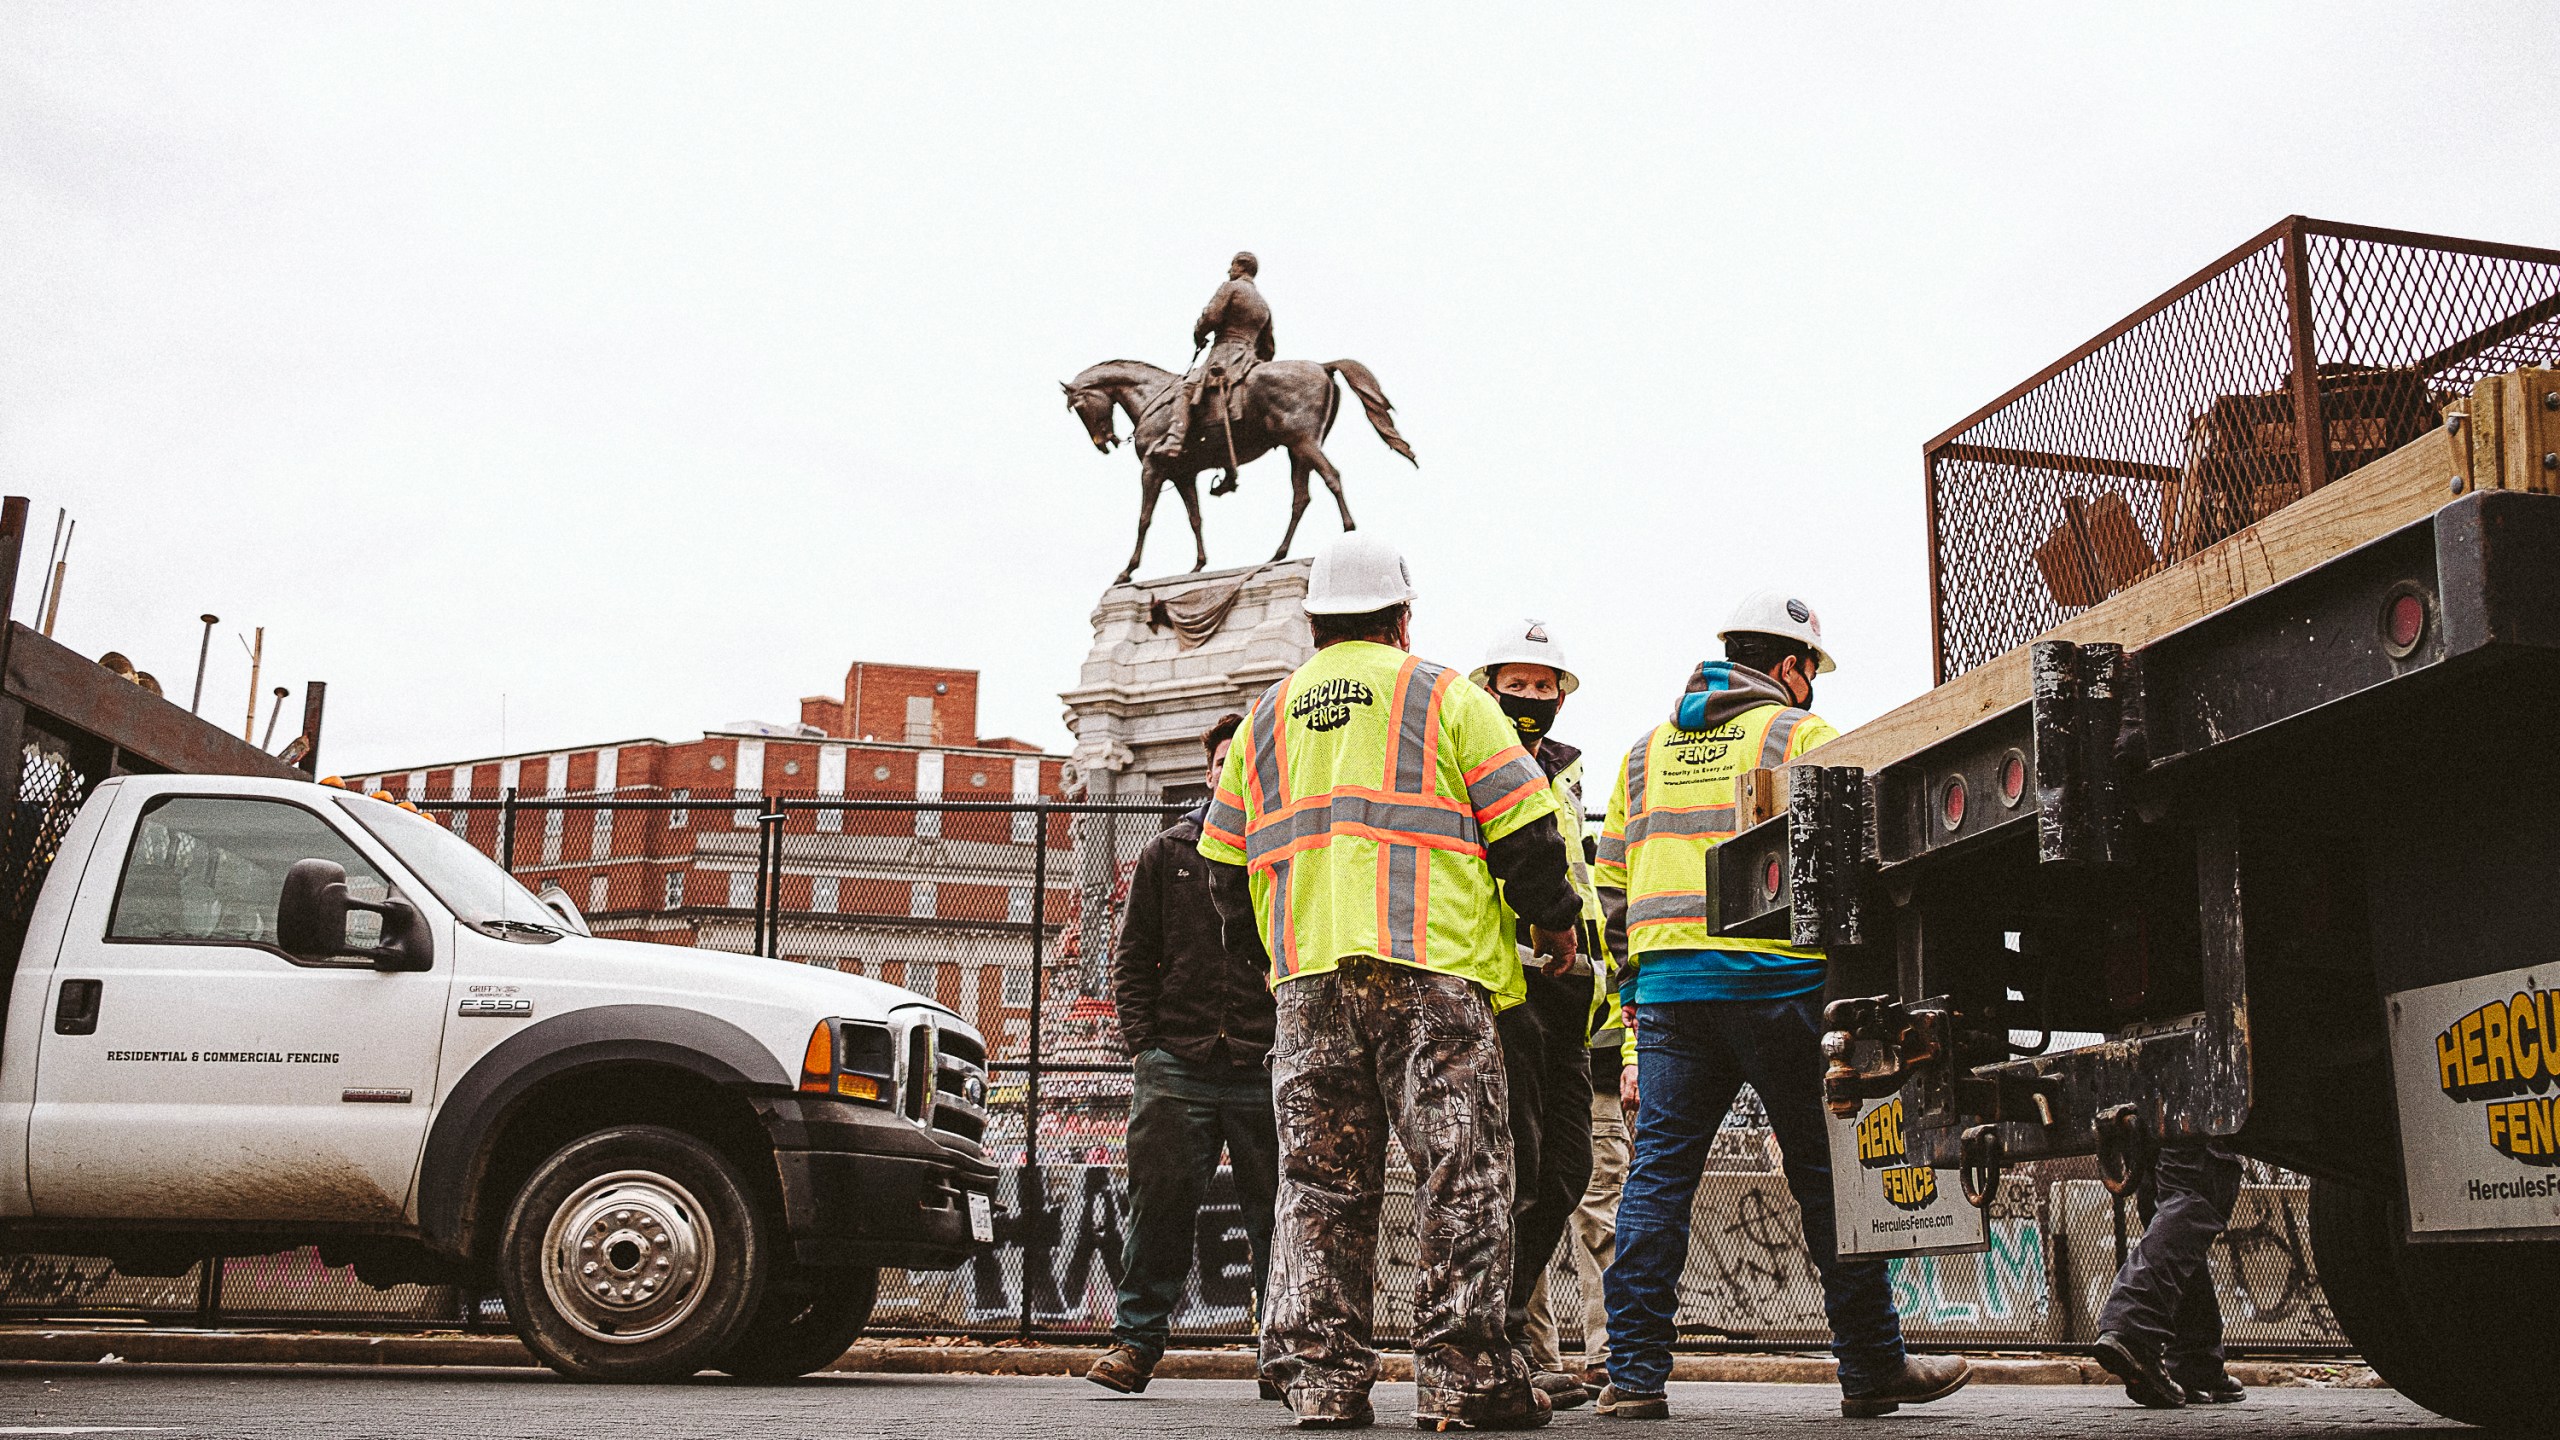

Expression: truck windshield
xmin=337 ymin=795 xmax=555 ymax=930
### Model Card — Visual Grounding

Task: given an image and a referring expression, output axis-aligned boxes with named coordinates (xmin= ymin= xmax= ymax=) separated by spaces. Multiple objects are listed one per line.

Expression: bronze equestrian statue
xmin=1063 ymin=254 xmax=1416 ymax=585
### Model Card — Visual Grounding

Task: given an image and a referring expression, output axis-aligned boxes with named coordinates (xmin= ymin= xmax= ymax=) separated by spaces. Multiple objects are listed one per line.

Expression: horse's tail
xmin=1323 ymin=360 xmax=1418 ymax=467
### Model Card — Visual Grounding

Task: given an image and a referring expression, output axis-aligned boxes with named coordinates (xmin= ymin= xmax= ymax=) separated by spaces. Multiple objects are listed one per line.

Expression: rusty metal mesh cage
xmin=1929 ymin=218 xmax=2560 ymax=682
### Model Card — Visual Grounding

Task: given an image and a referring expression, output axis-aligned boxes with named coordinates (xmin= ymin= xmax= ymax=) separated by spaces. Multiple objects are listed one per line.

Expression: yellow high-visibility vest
xmin=1199 ymin=641 xmax=1560 ymax=1003
xmin=1595 ymin=701 xmax=1837 ymax=962
xmin=1491 ymin=755 xmax=1613 ymax=1021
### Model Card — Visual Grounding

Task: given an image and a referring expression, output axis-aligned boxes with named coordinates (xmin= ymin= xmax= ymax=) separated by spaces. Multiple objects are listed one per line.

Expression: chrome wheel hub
xmin=540 ymin=1170 xmax=712 ymax=1344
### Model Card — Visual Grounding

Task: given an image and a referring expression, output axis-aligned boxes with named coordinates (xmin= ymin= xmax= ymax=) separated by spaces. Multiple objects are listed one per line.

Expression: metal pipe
xmin=189 ymin=613 xmax=219 ymax=714
xmin=33 ymin=507 xmax=61 ymax=632
xmin=261 ymin=686 xmax=289 ymax=749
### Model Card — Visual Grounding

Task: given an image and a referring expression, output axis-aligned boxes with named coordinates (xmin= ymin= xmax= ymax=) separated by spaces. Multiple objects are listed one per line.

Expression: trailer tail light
xmin=1941 ymin=775 xmax=1968 ymax=832
xmin=2383 ymin=588 xmax=2429 ymax=658
xmin=1762 ymin=855 xmax=1783 ymax=901
xmin=1999 ymin=750 xmax=2027 ymax=808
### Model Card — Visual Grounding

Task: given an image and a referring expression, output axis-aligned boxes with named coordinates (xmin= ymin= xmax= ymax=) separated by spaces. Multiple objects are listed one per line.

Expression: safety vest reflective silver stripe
xmin=1624 ymin=805 xmax=1741 ymax=845
xmin=1623 ymin=740 xmax=1650 ymax=814
xmin=1242 ymin=792 xmax=1486 ymax=864
xmin=1267 ymin=860 xmax=1296 ymax=973
xmin=1463 ymin=751 xmax=1548 ymax=820
xmin=1388 ymin=661 xmax=1443 ymax=793
xmin=1381 ymin=842 xmax=1424 ymax=962
xmin=1759 ymin=708 xmax=1813 ymax=768
xmin=1628 ymin=893 xmax=1710 ymax=926
xmin=1204 ymin=793 xmax=1249 ymax=848
xmin=1252 ymin=678 xmax=1293 ymax=813
xmin=1593 ymin=832 xmax=1627 ymax=865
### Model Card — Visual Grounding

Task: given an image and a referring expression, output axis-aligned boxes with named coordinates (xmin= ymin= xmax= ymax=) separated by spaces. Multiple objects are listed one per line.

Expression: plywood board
xmin=1806 ymin=425 xmax=2464 ymax=772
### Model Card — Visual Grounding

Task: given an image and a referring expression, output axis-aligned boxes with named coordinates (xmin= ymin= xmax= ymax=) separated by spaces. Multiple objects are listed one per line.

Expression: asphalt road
xmin=0 ymin=1367 xmax=2473 ymax=1439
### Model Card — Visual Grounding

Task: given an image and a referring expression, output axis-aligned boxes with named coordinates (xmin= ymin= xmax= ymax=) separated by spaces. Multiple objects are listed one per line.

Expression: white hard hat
xmin=1303 ymin=534 xmax=1417 ymax=615
xmin=1719 ymin=588 xmax=1837 ymax=674
xmin=1469 ymin=619 xmax=1579 ymax=695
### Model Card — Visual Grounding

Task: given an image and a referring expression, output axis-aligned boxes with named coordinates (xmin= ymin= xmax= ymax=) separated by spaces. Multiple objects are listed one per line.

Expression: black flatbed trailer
xmin=1717 ymin=486 xmax=2560 ymax=1426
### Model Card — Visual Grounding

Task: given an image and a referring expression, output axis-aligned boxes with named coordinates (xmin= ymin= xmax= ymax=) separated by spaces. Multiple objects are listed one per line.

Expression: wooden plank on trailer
xmin=1806 ymin=420 xmax=2466 ymax=773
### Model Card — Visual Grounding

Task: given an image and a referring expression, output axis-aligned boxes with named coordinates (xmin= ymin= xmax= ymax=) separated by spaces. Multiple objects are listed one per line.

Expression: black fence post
xmin=761 ymin=796 xmax=786 ymax=959
xmin=499 ymin=786 xmax=518 ymax=876
xmin=1020 ymin=798 xmax=1049 ymax=1339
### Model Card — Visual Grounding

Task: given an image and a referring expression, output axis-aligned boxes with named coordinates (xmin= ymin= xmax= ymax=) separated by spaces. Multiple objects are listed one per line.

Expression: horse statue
xmin=1062 ymin=357 xmax=1416 ymax=585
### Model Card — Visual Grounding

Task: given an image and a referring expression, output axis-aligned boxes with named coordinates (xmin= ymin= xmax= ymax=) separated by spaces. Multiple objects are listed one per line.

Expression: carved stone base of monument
xmin=1060 ymin=558 xmax=1313 ymax=804
xmin=1056 ymin=559 xmax=1313 ymax=991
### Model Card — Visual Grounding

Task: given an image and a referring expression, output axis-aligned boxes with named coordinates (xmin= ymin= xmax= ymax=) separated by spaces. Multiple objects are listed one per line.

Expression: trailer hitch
xmin=1819 ymin=996 xmax=1949 ymax=1119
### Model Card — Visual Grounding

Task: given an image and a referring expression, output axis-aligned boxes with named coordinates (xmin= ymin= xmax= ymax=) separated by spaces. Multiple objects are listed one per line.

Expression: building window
xmin=914 ymin=753 xmax=943 ymax=840
xmin=662 ymin=871 xmax=685 ymax=910
xmin=544 ymin=806 xmax=565 ymax=837
xmin=910 ymin=881 xmax=937 ymax=919
xmin=669 ymin=788 xmax=689 ymax=829
xmin=451 ymin=809 xmax=471 ymax=837
xmin=587 ymin=874 xmax=609 ymax=912
xmin=1003 ymin=964 xmax=1033 ymax=1008
xmin=591 ymin=809 xmax=613 ymax=858
xmin=1008 ymin=885 xmax=1033 ymax=923
xmin=812 ymin=876 xmax=839 ymax=914
xmin=904 ymin=696 xmax=935 ymax=744
xmin=726 ymin=871 xmax=755 ymax=909
xmin=906 ymin=958 xmax=941 ymax=999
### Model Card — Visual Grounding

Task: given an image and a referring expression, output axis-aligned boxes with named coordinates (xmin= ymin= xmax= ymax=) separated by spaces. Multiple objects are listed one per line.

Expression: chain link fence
xmin=0 ymin=783 xmax=2346 ymax=1353
xmin=1928 ymin=217 xmax=2560 ymax=683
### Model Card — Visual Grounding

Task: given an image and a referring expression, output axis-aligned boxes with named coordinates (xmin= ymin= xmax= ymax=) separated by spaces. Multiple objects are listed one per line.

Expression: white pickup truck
xmin=0 ymin=771 xmax=996 ymax=1383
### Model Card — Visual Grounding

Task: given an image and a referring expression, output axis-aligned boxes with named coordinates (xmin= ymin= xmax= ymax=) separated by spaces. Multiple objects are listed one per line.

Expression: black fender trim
xmin=415 ymin=1004 xmax=789 ymax=1258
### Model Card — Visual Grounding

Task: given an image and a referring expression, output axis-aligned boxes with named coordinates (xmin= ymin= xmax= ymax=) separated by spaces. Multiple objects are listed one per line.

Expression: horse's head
xmin=1062 ymin=380 xmax=1119 ymax=453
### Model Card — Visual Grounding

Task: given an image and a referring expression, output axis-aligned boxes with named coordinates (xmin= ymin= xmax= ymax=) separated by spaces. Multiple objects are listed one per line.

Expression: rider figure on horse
xmin=1152 ymin=251 xmax=1276 ymax=493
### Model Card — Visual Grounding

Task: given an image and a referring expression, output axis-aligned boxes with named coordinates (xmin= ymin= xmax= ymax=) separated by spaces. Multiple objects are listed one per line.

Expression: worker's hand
xmin=1619 ymin=1062 xmax=1640 ymax=1112
xmin=1533 ymin=924 xmax=1579 ymax=977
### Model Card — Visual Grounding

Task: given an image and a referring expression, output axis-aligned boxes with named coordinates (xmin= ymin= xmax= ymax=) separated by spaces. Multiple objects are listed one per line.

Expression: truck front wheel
xmin=498 ymin=1125 xmax=774 ymax=1383
xmin=711 ymin=1265 xmax=880 ymax=1381
xmin=2309 ymin=1176 xmax=2560 ymax=1428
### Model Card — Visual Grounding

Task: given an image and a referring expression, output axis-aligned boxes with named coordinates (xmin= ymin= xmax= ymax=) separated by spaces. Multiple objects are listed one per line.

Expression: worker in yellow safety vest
xmin=1200 ymin=535 xmax=1584 ymax=1432
xmin=1592 ymin=591 xmax=1971 ymax=1421
xmin=1468 ymin=620 xmax=1616 ymax=1410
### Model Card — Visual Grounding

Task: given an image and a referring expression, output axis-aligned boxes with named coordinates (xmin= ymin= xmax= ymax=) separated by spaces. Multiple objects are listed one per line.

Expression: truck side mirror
xmin=278 ymin=858 xmax=436 ymax=972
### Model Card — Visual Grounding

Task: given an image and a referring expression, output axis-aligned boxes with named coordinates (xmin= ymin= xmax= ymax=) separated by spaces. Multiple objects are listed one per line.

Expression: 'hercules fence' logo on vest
xmin=1290 ymin=678 xmax=1376 ymax=732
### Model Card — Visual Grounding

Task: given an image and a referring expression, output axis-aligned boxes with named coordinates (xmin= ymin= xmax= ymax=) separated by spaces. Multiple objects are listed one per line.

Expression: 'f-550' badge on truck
xmin=459 ymin=997 xmax=534 ymax=1019
xmin=2389 ymin=964 xmax=2560 ymax=1236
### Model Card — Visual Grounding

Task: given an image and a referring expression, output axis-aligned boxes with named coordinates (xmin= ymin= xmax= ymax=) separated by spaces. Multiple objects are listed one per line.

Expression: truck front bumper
xmin=756 ymin=1096 xmax=999 ymax=1270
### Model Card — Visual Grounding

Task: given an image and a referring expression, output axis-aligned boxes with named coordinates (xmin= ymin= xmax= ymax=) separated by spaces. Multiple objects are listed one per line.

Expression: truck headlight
xmin=799 ymin=1019 xmax=896 ymax=1106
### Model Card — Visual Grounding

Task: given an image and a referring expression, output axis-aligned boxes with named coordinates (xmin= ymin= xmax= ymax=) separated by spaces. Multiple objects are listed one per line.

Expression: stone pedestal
xmin=1060 ymin=558 xmax=1313 ymax=801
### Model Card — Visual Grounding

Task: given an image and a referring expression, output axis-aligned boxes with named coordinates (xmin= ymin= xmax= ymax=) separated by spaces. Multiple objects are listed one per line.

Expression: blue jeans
xmin=1111 ymin=1049 xmax=1279 ymax=1364
xmin=1602 ymin=996 xmax=1905 ymax=1394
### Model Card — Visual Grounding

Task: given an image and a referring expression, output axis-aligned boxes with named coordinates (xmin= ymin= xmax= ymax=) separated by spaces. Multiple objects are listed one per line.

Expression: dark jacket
xmin=1112 ymin=804 xmax=1275 ymax=1069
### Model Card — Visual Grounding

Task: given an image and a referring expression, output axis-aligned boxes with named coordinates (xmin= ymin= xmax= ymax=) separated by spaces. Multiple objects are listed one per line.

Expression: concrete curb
xmin=0 ymin=1328 xmax=2380 ymax=1389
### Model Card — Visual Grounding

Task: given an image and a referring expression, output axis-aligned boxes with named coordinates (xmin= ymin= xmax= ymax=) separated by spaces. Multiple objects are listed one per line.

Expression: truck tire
xmin=497 ymin=1125 xmax=774 ymax=1383
xmin=2309 ymin=1176 xmax=2560 ymax=1428
xmin=711 ymin=1266 xmax=880 ymax=1381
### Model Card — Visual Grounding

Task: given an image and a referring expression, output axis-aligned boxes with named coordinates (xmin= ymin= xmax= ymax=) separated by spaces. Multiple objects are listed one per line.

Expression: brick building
xmin=358 ymin=660 xmax=1072 ymax=1059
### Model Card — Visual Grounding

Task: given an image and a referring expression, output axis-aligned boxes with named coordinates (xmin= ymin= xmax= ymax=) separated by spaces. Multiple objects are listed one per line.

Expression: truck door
xmin=26 ymin=790 xmax=454 ymax=1222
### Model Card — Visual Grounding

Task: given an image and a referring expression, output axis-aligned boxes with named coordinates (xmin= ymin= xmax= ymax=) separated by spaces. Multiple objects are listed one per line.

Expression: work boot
xmin=1592 ymin=1383 xmax=1668 ymax=1419
xmin=2173 ymin=1367 xmax=2246 ymax=1405
xmin=1294 ymin=1390 xmax=1376 ymax=1429
xmin=1528 ymin=1370 xmax=1590 ymax=1411
xmin=1838 ymin=1353 xmax=1972 ymax=1418
xmin=1578 ymin=1364 xmax=1608 ymax=1391
xmin=2089 ymin=1333 xmax=2185 ymax=1410
xmin=1416 ymin=1381 xmax=1552 ymax=1431
xmin=1084 ymin=1343 xmax=1153 ymax=1394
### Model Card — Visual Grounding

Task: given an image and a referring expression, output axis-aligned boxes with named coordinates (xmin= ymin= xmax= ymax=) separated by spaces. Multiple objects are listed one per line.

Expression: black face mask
xmin=1497 ymin=692 xmax=1562 ymax=743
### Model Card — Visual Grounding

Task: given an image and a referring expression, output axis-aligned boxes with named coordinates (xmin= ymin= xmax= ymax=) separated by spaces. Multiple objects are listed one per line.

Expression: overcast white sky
xmin=7 ymin=4 xmax=2558 ymax=777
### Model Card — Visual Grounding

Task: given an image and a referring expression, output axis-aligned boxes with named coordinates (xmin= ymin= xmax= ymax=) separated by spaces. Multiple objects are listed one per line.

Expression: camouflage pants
xmin=1262 ymin=956 xmax=1525 ymax=1415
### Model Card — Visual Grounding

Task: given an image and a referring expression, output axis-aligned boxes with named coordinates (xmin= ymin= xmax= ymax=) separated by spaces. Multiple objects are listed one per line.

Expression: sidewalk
xmin=0 ymin=1326 xmax=2380 ymax=1389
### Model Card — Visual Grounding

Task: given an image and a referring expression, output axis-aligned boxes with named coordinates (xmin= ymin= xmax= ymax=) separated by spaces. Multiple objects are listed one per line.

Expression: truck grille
xmin=895 ymin=1011 xmax=989 ymax=1150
